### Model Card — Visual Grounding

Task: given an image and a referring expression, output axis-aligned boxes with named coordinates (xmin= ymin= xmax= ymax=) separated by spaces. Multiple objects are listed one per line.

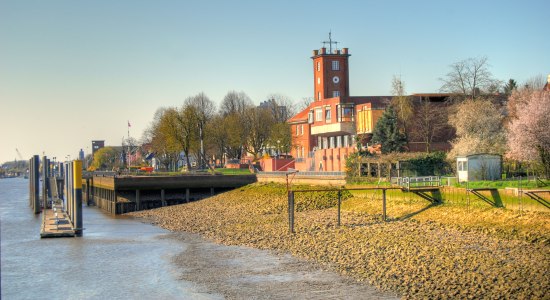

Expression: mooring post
xmin=85 ymin=178 xmax=91 ymax=206
xmin=382 ymin=189 xmax=387 ymax=222
xmin=186 ymin=188 xmax=190 ymax=203
xmin=42 ymin=156 xmax=48 ymax=211
xmin=29 ymin=157 xmax=33 ymax=207
xmin=337 ymin=190 xmax=342 ymax=226
xmin=288 ymin=191 xmax=295 ymax=233
xmin=73 ymin=160 xmax=83 ymax=236
xmin=33 ymin=155 xmax=40 ymax=214
xmin=136 ymin=189 xmax=140 ymax=211
xmin=161 ymin=189 xmax=166 ymax=206
xmin=210 ymin=187 xmax=214 ymax=196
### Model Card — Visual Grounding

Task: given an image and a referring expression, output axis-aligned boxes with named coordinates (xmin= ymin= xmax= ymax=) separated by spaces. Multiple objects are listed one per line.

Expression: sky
xmin=1 ymin=0 xmax=549 ymax=164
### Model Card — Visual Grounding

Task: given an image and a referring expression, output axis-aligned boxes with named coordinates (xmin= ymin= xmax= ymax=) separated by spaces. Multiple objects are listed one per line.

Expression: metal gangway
xmin=392 ymin=176 xmax=441 ymax=191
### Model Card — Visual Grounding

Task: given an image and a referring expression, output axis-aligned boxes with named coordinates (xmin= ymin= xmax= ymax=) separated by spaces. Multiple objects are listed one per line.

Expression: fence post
xmin=337 ymin=190 xmax=341 ymax=226
xmin=288 ymin=191 xmax=295 ymax=233
xmin=382 ymin=189 xmax=387 ymax=221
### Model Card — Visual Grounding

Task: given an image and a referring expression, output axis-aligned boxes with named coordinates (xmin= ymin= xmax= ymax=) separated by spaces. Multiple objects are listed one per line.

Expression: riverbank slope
xmin=131 ymin=183 xmax=549 ymax=298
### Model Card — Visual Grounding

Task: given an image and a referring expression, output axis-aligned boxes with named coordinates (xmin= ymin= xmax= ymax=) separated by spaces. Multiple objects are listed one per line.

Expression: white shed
xmin=456 ymin=154 xmax=502 ymax=182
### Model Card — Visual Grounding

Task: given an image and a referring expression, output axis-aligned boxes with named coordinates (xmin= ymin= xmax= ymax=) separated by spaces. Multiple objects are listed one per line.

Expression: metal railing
xmin=392 ymin=176 xmax=441 ymax=190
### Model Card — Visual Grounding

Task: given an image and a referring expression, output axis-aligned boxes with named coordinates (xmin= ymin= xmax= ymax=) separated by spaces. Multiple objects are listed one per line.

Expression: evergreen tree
xmin=503 ymin=79 xmax=517 ymax=96
xmin=371 ymin=106 xmax=407 ymax=153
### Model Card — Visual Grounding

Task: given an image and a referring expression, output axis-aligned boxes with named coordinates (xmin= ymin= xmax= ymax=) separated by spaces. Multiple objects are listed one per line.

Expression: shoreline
xmin=164 ymin=231 xmax=398 ymax=299
xmin=131 ymin=183 xmax=550 ymax=298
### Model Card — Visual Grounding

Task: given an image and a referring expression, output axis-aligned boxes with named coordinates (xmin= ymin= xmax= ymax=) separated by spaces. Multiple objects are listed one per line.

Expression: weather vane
xmin=322 ymin=31 xmax=338 ymax=53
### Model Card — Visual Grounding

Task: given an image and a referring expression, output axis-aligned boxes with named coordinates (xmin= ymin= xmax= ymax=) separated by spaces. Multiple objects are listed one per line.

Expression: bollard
xmin=161 ymin=189 xmax=166 ymax=207
xmin=186 ymin=188 xmax=190 ymax=203
xmin=73 ymin=160 xmax=83 ymax=236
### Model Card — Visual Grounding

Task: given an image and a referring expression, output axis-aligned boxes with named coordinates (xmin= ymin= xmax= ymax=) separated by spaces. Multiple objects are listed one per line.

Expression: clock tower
xmin=312 ymin=33 xmax=350 ymax=102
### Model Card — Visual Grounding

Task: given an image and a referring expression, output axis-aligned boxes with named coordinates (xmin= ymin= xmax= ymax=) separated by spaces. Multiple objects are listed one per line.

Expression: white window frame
xmin=332 ymin=60 xmax=340 ymax=71
xmin=325 ymin=106 xmax=331 ymax=122
xmin=315 ymin=108 xmax=323 ymax=122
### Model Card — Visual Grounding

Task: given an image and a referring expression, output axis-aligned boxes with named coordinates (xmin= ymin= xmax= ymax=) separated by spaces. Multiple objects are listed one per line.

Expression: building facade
xmin=289 ymin=38 xmax=386 ymax=172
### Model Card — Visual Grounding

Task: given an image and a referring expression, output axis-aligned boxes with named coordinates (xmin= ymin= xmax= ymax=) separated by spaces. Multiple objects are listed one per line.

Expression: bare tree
xmin=390 ymin=75 xmax=413 ymax=135
xmin=297 ymin=97 xmax=314 ymax=111
xmin=185 ymin=93 xmax=215 ymax=169
xmin=440 ymin=56 xmax=501 ymax=100
xmin=219 ymin=91 xmax=253 ymax=116
xmin=244 ymin=106 xmax=275 ymax=157
xmin=523 ymin=74 xmax=546 ymax=91
xmin=264 ymin=93 xmax=296 ymax=123
xmin=410 ymin=99 xmax=449 ymax=153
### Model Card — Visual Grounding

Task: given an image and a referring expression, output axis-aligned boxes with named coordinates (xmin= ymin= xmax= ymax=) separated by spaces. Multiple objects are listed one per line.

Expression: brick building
xmin=289 ymin=35 xmax=387 ymax=172
xmin=288 ymin=35 xmax=453 ymax=172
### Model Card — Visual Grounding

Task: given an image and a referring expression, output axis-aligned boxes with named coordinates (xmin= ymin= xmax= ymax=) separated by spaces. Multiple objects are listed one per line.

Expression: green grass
xmin=212 ymin=168 xmax=252 ymax=175
xmin=455 ymin=179 xmax=549 ymax=189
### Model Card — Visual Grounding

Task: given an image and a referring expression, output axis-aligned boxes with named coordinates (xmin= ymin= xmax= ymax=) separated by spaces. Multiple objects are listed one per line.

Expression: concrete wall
xmin=256 ymin=173 xmax=345 ymax=186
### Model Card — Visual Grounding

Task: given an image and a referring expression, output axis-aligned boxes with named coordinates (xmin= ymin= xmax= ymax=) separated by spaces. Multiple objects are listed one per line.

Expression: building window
xmin=458 ymin=161 xmax=468 ymax=171
xmin=332 ymin=60 xmax=340 ymax=70
xmin=318 ymin=136 xmax=322 ymax=149
xmin=296 ymin=125 xmax=299 ymax=136
xmin=315 ymin=108 xmax=323 ymax=122
xmin=317 ymin=91 xmax=321 ymax=101
xmin=308 ymin=111 xmax=314 ymax=124
xmin=343 ymin=135 xmax=349 ymax=147
xmin=317 ymin=77 xmax=320 ymax=85
xmin=317 ymin=61 xmax=320 ymax=71
xmin=329 ymin=137 xmax=335 ymax=148
xmin=325 ymin=106 xmax=331 ymax=122
xmin=332 ymin=91 xmax=340 ymax=98
xmin=337 ymin=104 xmax=355 ymax=122
xmin=336 ymin=136 xmax=342 ymax=148
xmin=300 ymin=124 xmax=304 ymax=135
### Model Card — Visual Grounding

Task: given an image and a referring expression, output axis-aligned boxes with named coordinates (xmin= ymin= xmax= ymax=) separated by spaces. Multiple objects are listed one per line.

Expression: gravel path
xmin=169 ymin=232 xmax=399 ymax=300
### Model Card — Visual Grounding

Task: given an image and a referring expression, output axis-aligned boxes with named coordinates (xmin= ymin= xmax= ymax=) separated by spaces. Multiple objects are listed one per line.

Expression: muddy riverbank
xmin=131 ymin=183 xmax=550 ymax=299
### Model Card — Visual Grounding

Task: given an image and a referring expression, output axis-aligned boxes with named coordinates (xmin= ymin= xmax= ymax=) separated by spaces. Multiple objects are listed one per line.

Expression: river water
xmin=0 ymin=178 xmax=220 ymax=300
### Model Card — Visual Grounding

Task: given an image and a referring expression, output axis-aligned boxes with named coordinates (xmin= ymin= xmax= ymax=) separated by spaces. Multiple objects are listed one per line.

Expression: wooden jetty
xmin=40 ymin=202 xmax=75 ymax=238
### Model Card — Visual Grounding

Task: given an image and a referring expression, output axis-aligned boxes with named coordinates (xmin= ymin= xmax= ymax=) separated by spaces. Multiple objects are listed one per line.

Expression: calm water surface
xmin=0 ymin=178 xmax=219 ymax=299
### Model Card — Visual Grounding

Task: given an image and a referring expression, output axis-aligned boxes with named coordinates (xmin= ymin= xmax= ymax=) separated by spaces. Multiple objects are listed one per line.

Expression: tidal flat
xmin=131 ymin=183 xmax=550 ymax=299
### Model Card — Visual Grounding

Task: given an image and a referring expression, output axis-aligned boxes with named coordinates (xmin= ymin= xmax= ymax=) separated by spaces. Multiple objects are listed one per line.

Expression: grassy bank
xmin=131 ymin=183 xmax=549 ymax=299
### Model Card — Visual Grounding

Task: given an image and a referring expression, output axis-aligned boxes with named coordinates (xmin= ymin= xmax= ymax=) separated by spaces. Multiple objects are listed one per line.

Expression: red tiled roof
xmin=288 ymin=107 xmax=309 ymax=123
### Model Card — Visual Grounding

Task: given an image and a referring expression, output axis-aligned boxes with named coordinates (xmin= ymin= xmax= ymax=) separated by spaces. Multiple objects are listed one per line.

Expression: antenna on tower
xmin=322 ymin=31 xmax=339 ymax=53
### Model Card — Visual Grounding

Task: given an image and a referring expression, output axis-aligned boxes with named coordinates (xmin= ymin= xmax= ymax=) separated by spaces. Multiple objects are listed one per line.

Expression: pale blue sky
xmin=1 ymin=0 xmax=548 ymax=163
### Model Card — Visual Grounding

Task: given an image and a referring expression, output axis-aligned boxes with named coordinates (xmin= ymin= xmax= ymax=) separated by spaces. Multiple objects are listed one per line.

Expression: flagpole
xmin=127 ymin=121 xmax=130 ymax=169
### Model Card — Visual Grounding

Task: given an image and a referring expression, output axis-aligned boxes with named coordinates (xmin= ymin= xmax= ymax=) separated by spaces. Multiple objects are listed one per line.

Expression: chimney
xmin=342 ymin=48 xmax=349 ymax=54
xmin=320 ymin=47 xmax=326 ymax=54
xmin=313 ymin=49 xmax=319 ymax=56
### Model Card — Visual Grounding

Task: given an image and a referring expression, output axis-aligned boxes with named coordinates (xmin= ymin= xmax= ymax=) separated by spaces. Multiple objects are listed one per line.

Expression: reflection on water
xmin=0 ymin=178 xmax=218 ymax=300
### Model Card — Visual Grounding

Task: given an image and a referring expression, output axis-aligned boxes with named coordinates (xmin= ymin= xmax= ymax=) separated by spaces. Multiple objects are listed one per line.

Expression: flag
xmin=128 ymin=121 xmax=131 ymax=128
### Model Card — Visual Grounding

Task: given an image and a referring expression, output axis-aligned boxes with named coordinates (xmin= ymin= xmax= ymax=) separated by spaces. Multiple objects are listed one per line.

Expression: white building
xmin=456 ymin=154 xmax=502 ymax=182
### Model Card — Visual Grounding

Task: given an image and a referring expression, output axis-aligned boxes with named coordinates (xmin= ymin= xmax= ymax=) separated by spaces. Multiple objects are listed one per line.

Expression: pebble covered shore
xmin=130 ymin=183 xmax=549 ymax=299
